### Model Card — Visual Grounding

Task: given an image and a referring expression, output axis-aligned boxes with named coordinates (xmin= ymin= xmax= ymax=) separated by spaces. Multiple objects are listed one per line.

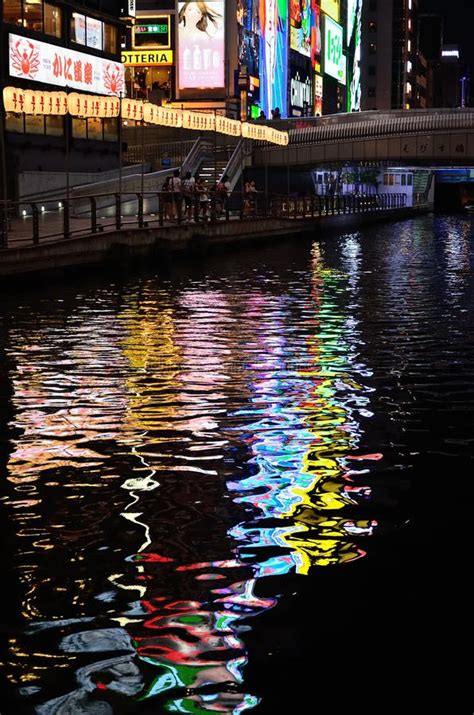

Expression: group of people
xmin=161 ymin=170 xmax=231 ymax=222
xmin=257 ymin=108 xmax=282 ymax=121
xmin=243 ymin=180 xmax=258 ymax=217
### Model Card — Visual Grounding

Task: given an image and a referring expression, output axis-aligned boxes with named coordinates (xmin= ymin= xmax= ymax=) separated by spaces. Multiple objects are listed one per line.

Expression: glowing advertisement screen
xmin=310 ymin=1 xmax=322 ymax=72
xmin=323 ymin=15 xmax=346 ymax=85
xmin=348 ymin=0 xmax=362 ymax=111
xmin=178 ymin=1 xmax=225 ymax=92
xmin=260 ymin=0 xmax=288 ymax=117
xmin=347 ymin=0 xmax=357 ymax=44
xmin=290 ymin=0 xmax=311 ymax=57
xmin=314 ymin=72 xmax=323 ymax=115
xmin=320 ymin=0 xmax=340 ymax=22
xmin=9 ymin=33 xmax=124 ymax=95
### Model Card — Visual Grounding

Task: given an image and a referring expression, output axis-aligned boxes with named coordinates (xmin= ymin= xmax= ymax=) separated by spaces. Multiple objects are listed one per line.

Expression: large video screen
xmin=178 ymin=1 xmax=225 ymax=93
xmin=320 ymin=0 xmax=340 ymax=22
xmin=347 ymin=0 xmax=362 ymax=111
xmin=290 ymin=0 xmax=311 ymax=57
xmin=347 ymin=0 xmax=358 ymax=44
xmin=311 ymin=0 xmax=321 ymax=72
xmin=323 ymin=14 xmax=346 ymax=85
xmin=260 ymin=0 xmax=288 ymax=117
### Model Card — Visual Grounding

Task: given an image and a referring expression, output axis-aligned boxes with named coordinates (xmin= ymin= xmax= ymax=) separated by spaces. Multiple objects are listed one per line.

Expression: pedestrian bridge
xmin=253 ymin=109 xmax=474 ymax=167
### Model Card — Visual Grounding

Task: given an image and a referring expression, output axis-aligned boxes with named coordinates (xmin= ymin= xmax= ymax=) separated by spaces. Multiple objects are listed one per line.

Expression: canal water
xmin=0 ymin=215 xmax=470 ymax=713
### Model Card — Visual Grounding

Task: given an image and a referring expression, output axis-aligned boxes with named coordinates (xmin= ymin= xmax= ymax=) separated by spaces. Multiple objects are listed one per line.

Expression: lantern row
xmin=3 ymin=87 xmax=289 ymax=146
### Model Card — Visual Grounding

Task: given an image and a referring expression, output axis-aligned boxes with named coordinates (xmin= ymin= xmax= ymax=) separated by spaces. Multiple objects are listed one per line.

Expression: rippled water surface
xmin=0 ymin=215 xmax=472 ymax=712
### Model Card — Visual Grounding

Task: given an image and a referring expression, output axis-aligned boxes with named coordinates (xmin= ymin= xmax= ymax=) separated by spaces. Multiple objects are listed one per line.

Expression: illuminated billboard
xmin=178 ymin=1 xmax=225 ymax=94
xmin=347 ymin=0 xmax=357 ymax=43
xmin=323 ymin=15 xmax=346 ymax=85
xmin=289 ymin=52 xmax=312 ymax=116
xmin=347 ymin=0 xmax=362 ymax=111
xmin=321 ymin=0 xmax=340 ymax=22
xmin=314 ymin=72 xmax=323 ymax=115
xmin=310 ymin=1 xmax=322 ymax=72
xmin=260 ymin=0 xmax=288 ymax=117
xmin=9 ymin=33 xmax=124 ymax=95
xmin=290 ymin=0 xmax=311 ymax=57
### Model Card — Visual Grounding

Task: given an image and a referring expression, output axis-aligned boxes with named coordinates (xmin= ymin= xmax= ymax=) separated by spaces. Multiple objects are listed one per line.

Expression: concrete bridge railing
xmin=253 ymin=109 xmax=474 ymax=166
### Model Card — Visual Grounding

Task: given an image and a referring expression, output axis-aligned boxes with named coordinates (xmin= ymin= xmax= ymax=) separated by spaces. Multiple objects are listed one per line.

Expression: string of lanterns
xmin=2 ymin=86 xmax=289 ymax=146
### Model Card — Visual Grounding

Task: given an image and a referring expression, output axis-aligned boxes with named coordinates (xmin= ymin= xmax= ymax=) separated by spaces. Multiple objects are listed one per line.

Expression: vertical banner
xmin=260 ymin=0 xmax=288 ymax=117
xmin=178 ymin=1 xmax=225 ymax=94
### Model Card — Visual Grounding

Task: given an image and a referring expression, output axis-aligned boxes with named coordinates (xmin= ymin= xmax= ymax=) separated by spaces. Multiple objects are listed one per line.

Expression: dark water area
xmin=0 ymin=215 xmax=471 ymax=713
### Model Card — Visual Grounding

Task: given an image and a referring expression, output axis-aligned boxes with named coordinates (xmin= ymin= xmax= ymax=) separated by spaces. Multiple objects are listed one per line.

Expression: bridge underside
xmin=254 ymin=130 xmax=474 ymax=168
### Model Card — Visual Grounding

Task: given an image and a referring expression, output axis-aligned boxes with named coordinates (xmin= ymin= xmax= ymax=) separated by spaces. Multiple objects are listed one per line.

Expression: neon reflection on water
xmin=3 ymin=242 xmax=383 ymax=713
xmin=228 ymin=242 xmax=379 ymax=577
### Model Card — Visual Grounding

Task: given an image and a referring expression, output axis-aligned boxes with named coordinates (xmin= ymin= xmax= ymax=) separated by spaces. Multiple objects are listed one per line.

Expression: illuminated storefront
xmin=0 ymin=0 xmax=123 ymax=200
xmin=122 ymin=14 xmax=173 ymax=101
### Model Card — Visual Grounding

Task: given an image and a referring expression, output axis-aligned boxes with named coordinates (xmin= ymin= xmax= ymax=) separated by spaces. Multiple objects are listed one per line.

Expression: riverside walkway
xmin=0 ymin=191 xmax=414 ymax=278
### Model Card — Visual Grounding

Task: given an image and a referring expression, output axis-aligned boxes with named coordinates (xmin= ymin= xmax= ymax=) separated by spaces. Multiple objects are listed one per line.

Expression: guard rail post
xmin=32 ymin=203 xmax=39 ymax=245
xmin=137 ymin=192 xmax=144 ymax=228
xmin=90 ymin=197 xmax=97 ymax=233
xmin=63 ymin=200 xmax=70 ymax=239
xmin=115 ymin=193 xmax=122 ymax=230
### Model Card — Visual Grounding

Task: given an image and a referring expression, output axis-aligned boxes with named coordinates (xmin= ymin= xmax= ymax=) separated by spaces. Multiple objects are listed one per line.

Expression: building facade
xmin=0 ymin=0 xmax=124 ymax=200
xmin=360 ymin=0 xmax=425 ymax=111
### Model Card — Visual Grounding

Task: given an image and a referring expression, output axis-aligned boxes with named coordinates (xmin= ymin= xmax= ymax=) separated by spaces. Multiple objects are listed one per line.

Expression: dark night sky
xmin=419 ymin=0 xmax=474 ymax=74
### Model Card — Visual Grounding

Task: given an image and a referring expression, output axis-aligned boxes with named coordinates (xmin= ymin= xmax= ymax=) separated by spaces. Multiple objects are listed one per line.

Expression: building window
xmin=25 ymin=114 xmax=45 ymax=134
xmin=23 ymin=0 xmax=42 ymax=32
xmin=72 ymin=117 xmax=88 ymax=139
xmin=3 ymin=1 xmax=62 ymax=36
xmin=103 ymin=117 xmax=118 ymax=141
xmin=71 ymin=13 xmax=117 ymax=54
xmin=5 ymin=113 xmax=24 ymax=133
xmin=72 ymin=118 xmax=115 ymax=141
xmin=3 ymin=0 xmax=22 ymax=26
xmin=104 ymin=23 xmax=118 ymax=54
xmin=44 ymin=3 xmax=61 ymax=37
xmin=369 ymin=43 xmax=376 ymax=54
xmin=368 ymin=87 xmax=376 ymax=97
xmin=45 ymin=115 xmax=63 ymax=136
xmin=87 ymin=117 xmax=103 ymax=141
xmin=383 ymin=173 xmax=389 ymax=186
xmin=369 ymin=65 xmax=376 ymax=76
xmin=369 ymin=21 xmax=376 ymax=32
xmin=407 ymin=174 xmax=413 ymax=186
xmin=401 ymin=174 xmax=407 ymax=186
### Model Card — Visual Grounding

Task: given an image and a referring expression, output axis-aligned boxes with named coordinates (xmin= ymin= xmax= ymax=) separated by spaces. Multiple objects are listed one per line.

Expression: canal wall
xmin=0 ymin=205 xmax=430 ymax=280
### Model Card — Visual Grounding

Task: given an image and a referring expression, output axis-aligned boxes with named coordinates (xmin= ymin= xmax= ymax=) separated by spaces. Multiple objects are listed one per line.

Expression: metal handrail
xmin=1 ymin=192 xmax=409 ymax=250
xmin=284 ymin=112 xmax=474 ymax=148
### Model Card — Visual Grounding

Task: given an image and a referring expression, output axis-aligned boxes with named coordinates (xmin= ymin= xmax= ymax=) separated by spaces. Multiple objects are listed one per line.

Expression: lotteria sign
xmin=9 ymin=33 xmax=124 ymax=96
xmin=323 ymin=15 xmax=346 ymax=85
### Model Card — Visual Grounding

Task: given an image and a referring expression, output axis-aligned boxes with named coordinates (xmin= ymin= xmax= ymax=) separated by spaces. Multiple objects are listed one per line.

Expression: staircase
xmin=193 ymin=148 xmax=234 ymax=188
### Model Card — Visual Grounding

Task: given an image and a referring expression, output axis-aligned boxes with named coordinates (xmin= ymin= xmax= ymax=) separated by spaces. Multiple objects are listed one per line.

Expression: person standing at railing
xmin=215 ymin=174 xmax=231 ymax=218
xmin=182 ymin=171 xmax=195 ymax=222
xmin=161 ymin=176 xmax=173 ymax=222
xmin=170 ymin=169 xmax=181 ymax=221
xmin=195 ymin=178 xmax=208 ymax=221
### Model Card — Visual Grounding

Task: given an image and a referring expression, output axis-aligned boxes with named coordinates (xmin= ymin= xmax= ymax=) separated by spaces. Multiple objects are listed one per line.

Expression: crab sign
xmin=103 ymin=64 xmax=124 ymax=96
xmin=11 ymin=39 xmax=40 ymax=79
